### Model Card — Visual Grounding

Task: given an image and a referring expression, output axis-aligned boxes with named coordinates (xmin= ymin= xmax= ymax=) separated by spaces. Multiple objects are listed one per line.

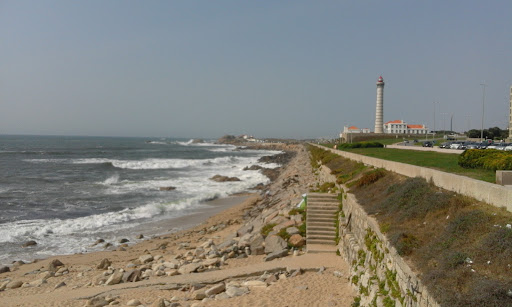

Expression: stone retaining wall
xmin=313 ymin=144 xmax=512 ymax=212
xmin=317 ymin=164 xmax=440 ymax=306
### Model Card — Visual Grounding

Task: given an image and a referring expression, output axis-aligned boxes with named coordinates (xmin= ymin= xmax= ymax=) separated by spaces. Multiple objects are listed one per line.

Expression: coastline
xmin=0 ymin=143 xmax=356 ymax=306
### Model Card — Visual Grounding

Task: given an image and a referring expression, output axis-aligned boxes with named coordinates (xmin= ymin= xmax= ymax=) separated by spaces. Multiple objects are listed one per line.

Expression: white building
xmin=343 ymin=126 xmax=371 ymax=134
xmin=383 ymin=120 xmax=428 ymax=134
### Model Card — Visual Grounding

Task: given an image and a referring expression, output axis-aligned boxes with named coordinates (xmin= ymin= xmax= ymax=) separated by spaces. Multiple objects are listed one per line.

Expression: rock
xmin=0 ymin=266 xmax=10 ymax=274
xmin=54 ymin=281 xmax=66 ymax=289
xmin=27 ymin=278 xmax=47 ymax=287
xmin=333 ymin=271 xmax=343 ymax=278
xmin=288 ymin=234 xmax=305 ymax=247
xmin=178 ymin=263 xmax=202 ymax=274
xmin=236 ymin=224 xmax=254 ymax=237
xmin=136 ymin=234 xmax=144 ymax=239
xmin=47 ymin=259 xmax=64 ymax=272
xmin=151 ymin=298 xmax=166 ymax=307
xmin=86 ymin=297 xmax=109 ymax=307
xmin=202 ymin=258 xmax=219 ymax=267
xmin=93 ymin=239 xmax=105 ymax=245
xmin=264 ymin=249 xmax=288 ymax=261
xmin=273 ymin=220 xmax=296 ymax=232
xmin=192 ymin=289 xmax=206 ymax=300
xmin=243 ymin=165 xmax=263 ymax=171
xmin=22 ymin=240 xmax=37 ymax=247
xmin=105 ymin=270 xmax=124 ymax=285
xmin=286 ymin=227 xmax=300 ymax=235
xmin=126 ymin=299 xmax=141 ymax=306
xmin=243 ymin=280 xmax=267 ymax=287
xmin=139 ymin=254 xmax=154 ymax=264
xmin=103 ymin=242 xmax=112 ymax=249
xmin=249 ymin=234 xmax=265 ymax=255
xmin=159 ymin=186 xmax=176 ymax=191
xmin=264 ymin=235 xmax=287 ymax=254
xmin=118 ymin=238 xmax=129 ymax=243
xmin=97 ymin=258 xmax=112 ymax=270
xmin=265 ymin=275 xmax=278 ymax=283
xmin=13 ymin=260 xmax=25 ymax=266
xmin=215 ymin=292 xmax=230 ymax=300
xmin=205 ymin=283 xmax=226 ymax=296
xmin=210 ymin=175 xmax=241 ymax=182
xmin=6 ymin=280 xmax=23 ymax=289
xmin=226 ymin=286 xmax=249 ymax=297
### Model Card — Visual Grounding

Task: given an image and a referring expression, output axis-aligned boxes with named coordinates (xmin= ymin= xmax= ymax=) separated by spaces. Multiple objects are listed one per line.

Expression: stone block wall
xmin=316 ymin=165 xmax=440 ymax=307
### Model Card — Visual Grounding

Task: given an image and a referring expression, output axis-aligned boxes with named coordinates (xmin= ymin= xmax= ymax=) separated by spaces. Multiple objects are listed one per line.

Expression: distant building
xmin=343 ymin=126 xmax=371 ymax=134
xmin=384 ymin=120 xmax=428 ymax=134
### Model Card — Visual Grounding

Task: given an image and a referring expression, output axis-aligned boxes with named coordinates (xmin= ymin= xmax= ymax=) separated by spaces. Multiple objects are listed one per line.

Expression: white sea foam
xmin=103 ymin=174 xmax=119 ymax=185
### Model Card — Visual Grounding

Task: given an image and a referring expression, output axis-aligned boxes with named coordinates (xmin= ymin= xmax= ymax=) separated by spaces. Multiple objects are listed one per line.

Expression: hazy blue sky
xmin=1 ymin=1 xmax=511 ymax=139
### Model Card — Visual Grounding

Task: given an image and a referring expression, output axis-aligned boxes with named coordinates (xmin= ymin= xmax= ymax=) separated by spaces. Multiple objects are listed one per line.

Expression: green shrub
xmin=338 ymin=142 xmax=384 ymax=149
xmin=459 ymin=149 xmax=512 ymax=170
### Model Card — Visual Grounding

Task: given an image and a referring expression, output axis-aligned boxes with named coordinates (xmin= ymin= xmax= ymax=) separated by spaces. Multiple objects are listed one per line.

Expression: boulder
xmin=118 ymin=238 xmax=129 ymax=243
xmin=6 ymin=280 xmax=23 ymax=289
xmin=210 ymin=175 xmax=241 ymax=182
xmin=105 ymin=270 xmax=124 ymax=285
xmin=192 ymin=289 xmax=206 ymax=300
xmin=22 ymin=240 xmax=37 ymax=247
xmin=136 ymin=234 xmax=144 ymax=239
xmin=205 ymin=283 xmax=226 ymax=296
xmin=286 ymin=227 xmax=300 ymax=235
xmin=264 ymin=235 xmax=287 ymax=254
xmin=126 ymin=299 xmax=141 ymax=306
xmin=47 ymin=259 xmax=64 ymax=272
xmin=236 ymin=224 xmax=254 ymax=237
xmin=0 ymin=266 xmax=10 ymax=274
xmin=96 ymin=258 xmax=111 ymax=270
xmin=226 ymin=286 xmax=249 ymax=297
xmin=86 ymin=296 xmax=109 ymax=307
xmin=139 ymin=254 xmax=153 ymax=264
xmin=178 ymin=263 xmax=201 ymax=274
xmin=273 ymin=220 xmax=295 ymax=232
xmin=54 ymin=281 xmax=66 ymax=289
xmin=288 ymin=234 xmax=305 ymax=247
xmin=264 ymin=249 xmax=288 ymax=262
xmin=151 ymin=298 xmax=166 ymax=307
xmin=93 ymin=239 xmax=105 ymax=245
xmin=249 ymin=234 xmax=265 ymax=255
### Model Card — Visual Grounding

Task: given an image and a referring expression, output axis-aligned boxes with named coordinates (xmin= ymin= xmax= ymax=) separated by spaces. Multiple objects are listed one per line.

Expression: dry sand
xmin=0 ymin=144 xmax=355 ymax=307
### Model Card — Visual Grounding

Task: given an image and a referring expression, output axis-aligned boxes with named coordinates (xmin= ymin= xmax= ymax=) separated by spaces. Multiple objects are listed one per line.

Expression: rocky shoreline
xmin=0 ymin=144 xmax=355 ymax=307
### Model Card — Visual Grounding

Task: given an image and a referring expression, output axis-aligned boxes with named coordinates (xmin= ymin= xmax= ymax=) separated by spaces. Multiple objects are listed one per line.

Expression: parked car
xmin=465 ymin=143 xmax=480 ymax=149
xmin=504 ymin=144 xmax=512 ymax=151
xmin=450 ymin=142 xmax=463 ymax=149
xmin=422 ymin=141 xmax=433 ymax=147
xmin=495 ymin=143 xmax=508 ymax=151
xmin=440 ymin=142 xmax=452 ymax=149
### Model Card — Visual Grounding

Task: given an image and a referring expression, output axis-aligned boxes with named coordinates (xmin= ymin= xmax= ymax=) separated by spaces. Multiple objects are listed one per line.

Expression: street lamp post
xmin=433 ymin=101 xmax=439 ymax=140
xmin=480 ymin=83 xmax=487 ymax=142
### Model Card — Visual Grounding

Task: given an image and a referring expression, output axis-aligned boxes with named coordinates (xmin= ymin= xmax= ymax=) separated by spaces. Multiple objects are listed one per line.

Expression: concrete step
xmin=307 ymin=230 xmax=336 ymax=237
xmin=308 ymin=193 xmax=338 ymax=198
xmin=307 ymin=225 xmax=336 ymax=232
xmin=308 ymin=208 xmax=338 ymax=213
xmin=306 ymin=244 xmax=338 ymax=254
xmin=307 ymin=239 xmax=336 ymax=245
xmin=307 ymin=217 xmax=336 ymax=223
xmin=307 ymin=213 xmax=337 ymax=219
xmin=308 ymin=233 xmax=336 ymax=240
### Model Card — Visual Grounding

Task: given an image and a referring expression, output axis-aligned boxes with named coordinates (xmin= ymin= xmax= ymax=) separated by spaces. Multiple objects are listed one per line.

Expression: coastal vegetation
xmin=308 ymin=145 xmax=512 ymax=306
xmin=459 ymin=149 xmax=512 ymax=170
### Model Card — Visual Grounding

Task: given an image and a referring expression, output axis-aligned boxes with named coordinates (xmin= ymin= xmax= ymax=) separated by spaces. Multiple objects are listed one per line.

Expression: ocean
xmin=0 ymin=135 xmax=280 ymax=266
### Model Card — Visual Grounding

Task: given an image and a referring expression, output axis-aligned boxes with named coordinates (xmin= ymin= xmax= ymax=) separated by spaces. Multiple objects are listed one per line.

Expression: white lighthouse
xmin=374 ymin=76 xmax=385 ymax=133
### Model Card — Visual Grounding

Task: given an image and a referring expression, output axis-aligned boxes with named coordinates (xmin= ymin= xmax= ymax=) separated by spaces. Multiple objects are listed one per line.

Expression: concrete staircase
xmin=306 ymin=193 xmax=339 ymax=253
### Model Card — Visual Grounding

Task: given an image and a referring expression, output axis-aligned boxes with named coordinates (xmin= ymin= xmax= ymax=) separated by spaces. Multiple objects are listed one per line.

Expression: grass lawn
xmin=341 ymin=147 xmax=496 ymax=183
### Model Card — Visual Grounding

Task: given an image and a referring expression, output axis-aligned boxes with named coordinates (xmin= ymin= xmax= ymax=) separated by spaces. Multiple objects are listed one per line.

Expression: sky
xmin=1 ymin=1 xmax=511 ymax=139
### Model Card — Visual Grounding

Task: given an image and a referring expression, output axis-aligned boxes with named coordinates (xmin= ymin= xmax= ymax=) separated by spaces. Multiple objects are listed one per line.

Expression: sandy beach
xmin=0 ymin=144 xmax=355 ymax=307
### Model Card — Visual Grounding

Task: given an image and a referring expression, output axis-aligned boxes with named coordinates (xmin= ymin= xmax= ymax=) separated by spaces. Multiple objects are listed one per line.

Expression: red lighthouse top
xmin=378 ymin=76 xmax=384 ymax=82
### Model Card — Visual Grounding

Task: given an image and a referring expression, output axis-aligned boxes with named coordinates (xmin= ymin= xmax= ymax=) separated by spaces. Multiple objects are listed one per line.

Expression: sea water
xmin=0 ymin=135 xmax=280 ymax=265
